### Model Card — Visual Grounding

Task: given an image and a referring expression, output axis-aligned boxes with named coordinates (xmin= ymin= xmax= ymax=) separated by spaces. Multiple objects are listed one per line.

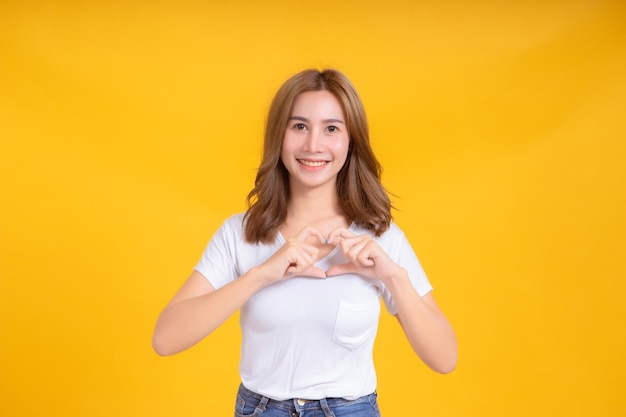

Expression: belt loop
xmin=256 ymin=396 xmax=269 ymax=413
xmin=319 ymin=398 xmax=335 ymax=417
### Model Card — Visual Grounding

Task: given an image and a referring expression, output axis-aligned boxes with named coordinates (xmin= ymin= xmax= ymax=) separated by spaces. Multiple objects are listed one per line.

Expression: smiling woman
xmin=152 ymin=69 xmax=457 ymax=417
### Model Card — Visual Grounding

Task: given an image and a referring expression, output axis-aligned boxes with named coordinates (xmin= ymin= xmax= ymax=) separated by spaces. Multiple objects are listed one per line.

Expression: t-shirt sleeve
xmin=379 ymin=224 xmax=433 ymax=315
xmin=193 ymin=215 xmax=242 ymax=290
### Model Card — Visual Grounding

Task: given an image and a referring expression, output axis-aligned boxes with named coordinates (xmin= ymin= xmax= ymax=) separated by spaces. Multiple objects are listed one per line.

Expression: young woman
xmin=152 ymin=69 xmax=457 ymax=417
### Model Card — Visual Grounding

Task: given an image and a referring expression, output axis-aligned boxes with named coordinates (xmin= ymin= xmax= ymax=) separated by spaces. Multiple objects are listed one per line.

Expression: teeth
xmin=299 ymin=160 xmax=327 ymax=167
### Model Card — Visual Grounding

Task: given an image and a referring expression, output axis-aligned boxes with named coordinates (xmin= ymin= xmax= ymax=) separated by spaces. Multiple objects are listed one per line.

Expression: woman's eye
xmin=294 ymin=123 xmax=306 ymax=130
xmin=327 ymin=125 xmax=337 ymax=133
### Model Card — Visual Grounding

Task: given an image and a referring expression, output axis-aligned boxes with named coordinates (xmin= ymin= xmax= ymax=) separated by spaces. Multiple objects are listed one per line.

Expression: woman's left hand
xmin=325 ymin=228 xmax=403 ymax=284
xmin=327 ymin=228 xmax=458 ymax=373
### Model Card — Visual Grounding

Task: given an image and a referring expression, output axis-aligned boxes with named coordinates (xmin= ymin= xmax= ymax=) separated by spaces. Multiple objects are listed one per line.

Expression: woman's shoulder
xmin=215 ymin=212 xmax=246 ymax=236
xmin=378 ymin=221 xmax=407 ymax=245
xmin=225 ymin=212 xmax=246 ymax=225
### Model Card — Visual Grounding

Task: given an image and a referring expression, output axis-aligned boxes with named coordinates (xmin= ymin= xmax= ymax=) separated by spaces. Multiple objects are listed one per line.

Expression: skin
xmin=281 ymin=90 xmax=350 ymax=196
xmin=152 ymin=91 xmax=457 ymax=374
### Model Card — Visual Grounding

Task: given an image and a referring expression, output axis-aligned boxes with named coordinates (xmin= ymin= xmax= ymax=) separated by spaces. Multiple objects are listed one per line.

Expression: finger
xmin=355 ymin=244 xmax=376 ymax=267
xmin=287 ymin=265 xmax=327 ymax=279
xmin=326 ymin=263 xmax=359 ymax=277
xmin=300 ymin=243 xmax=321 ymax=259
xmin=347 ymin=247 xmax=375 ymax=267
xmin=281 ymin=238 xmax=319 ymax=261
xmin=327 ymin=227 xmax=356 ymax=245
xmin=337 ymin=236 xmax=376 ymax=267
xmin=303 ymin=266 xmax=327 ymax=279
xmin=285 ymin=255 xmax=313 ymax=273
xmin=296 ymin=226 xmax=326 ymax=244
xmin=285 ymin=248 xmax=316 ymax=271
xmin=338 ymin=234 xmax=368 ymax=254
xmin=358 ymin=240 xmax=381 ymax=265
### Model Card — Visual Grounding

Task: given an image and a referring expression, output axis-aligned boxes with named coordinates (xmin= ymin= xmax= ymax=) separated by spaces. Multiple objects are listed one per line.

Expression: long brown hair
xmin=244 ymin=69 xmax=391 ymax=243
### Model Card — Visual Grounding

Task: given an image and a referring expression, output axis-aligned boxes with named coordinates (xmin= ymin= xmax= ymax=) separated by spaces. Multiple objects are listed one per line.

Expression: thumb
xmin=325 ymin=263 xmax=359 ymax=277
xmin=290 ymin=265 xmax=327 ymax=279
xmin=305 ymin=266 xmax=328 ymax=279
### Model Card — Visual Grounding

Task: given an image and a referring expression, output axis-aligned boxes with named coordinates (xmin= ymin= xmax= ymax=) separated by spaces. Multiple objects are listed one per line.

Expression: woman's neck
xmin=282 ymin=185 xmax=349 ymax=237
xmin=289 ymin=198 xmax=339 ymax=222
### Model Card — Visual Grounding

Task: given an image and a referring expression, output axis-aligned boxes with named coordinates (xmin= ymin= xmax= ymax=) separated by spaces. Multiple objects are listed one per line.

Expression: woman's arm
xmin=152 ymin=269 xmax=265 ymax=356
xmin=326 ymin=228 xmax=458 ymax=373
xmin=152 ymin=226 xmax=327 ymax=356
xmin=385 ymin=273 xmax=457 ymax=373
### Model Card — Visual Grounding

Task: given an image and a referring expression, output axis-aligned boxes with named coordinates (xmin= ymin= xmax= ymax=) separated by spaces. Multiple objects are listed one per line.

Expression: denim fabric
xmin=234 ymin=384 xmax=381 ymax=417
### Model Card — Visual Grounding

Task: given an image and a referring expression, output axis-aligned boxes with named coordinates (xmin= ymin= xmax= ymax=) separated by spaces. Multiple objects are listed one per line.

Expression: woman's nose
xmin=303 ymin=129 xmax=322 ymax=151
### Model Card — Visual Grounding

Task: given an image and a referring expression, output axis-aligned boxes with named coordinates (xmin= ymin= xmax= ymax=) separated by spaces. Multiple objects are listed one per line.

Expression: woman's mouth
xmin=297 ymin=159 xmax=328 ymax=167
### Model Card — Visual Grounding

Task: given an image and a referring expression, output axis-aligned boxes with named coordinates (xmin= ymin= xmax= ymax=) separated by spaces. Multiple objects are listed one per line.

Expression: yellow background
xmin=1 ymin=1 xmax=624 ymax=416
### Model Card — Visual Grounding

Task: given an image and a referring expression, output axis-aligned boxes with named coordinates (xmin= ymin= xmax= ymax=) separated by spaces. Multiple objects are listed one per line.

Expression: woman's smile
xmin=297 ymin=159 xmax=329 ymax=168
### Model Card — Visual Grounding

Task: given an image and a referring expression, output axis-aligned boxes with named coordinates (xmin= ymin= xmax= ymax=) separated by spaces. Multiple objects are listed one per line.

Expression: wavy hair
xmin=244 ymin=69 xmax=391 ymax=243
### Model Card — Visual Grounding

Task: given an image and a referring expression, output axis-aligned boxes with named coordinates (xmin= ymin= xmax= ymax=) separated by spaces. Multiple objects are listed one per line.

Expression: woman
xmin=152 ymin=69 xmax=457 ymax=417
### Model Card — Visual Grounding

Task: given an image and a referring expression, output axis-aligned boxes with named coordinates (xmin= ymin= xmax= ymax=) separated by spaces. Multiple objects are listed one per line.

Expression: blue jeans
xmin=234 ymin=384 xmax=381 ymax=417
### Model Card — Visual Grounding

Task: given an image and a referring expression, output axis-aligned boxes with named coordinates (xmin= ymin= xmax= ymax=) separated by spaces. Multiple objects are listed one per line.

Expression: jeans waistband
xmin=238 ymin=383 xmax=377 ymax=411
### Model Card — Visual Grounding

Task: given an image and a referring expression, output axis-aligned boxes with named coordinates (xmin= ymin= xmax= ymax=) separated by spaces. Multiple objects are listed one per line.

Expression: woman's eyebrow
xmin=288 ymin=116 xmax=345 ymax=124
xmin=288 ymin=116 xmax=309 ymax=122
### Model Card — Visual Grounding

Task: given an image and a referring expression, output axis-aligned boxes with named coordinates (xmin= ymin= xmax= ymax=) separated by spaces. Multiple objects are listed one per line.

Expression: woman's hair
xmin=244 ymin=69 xmax=392 ymax=243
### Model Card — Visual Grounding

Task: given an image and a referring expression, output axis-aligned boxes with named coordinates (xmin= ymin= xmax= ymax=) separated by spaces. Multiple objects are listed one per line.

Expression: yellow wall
xmin=1 ymin=1 xmax=624 ymax=416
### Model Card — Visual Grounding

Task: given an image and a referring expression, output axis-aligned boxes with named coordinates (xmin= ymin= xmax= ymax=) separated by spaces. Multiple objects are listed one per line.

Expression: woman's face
xmin=280 ymin=90 xmax=350 ymax=194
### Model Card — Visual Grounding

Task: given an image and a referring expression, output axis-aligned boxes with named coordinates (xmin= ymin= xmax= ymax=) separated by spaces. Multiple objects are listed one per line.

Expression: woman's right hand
xmin=254 ymin=226 xmax=327 ymax=284
xmin=153 ymin=227 xmax=327 ymax=356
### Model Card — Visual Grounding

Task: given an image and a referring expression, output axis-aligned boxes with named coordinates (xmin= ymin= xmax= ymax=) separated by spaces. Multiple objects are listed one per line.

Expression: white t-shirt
xmin=194 ymin=213 xmax=432 ymax=401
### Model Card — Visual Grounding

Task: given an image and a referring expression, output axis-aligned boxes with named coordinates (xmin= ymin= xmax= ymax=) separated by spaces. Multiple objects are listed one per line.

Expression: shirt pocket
xmin=332 ymin=299 xmax=380 ymax=351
